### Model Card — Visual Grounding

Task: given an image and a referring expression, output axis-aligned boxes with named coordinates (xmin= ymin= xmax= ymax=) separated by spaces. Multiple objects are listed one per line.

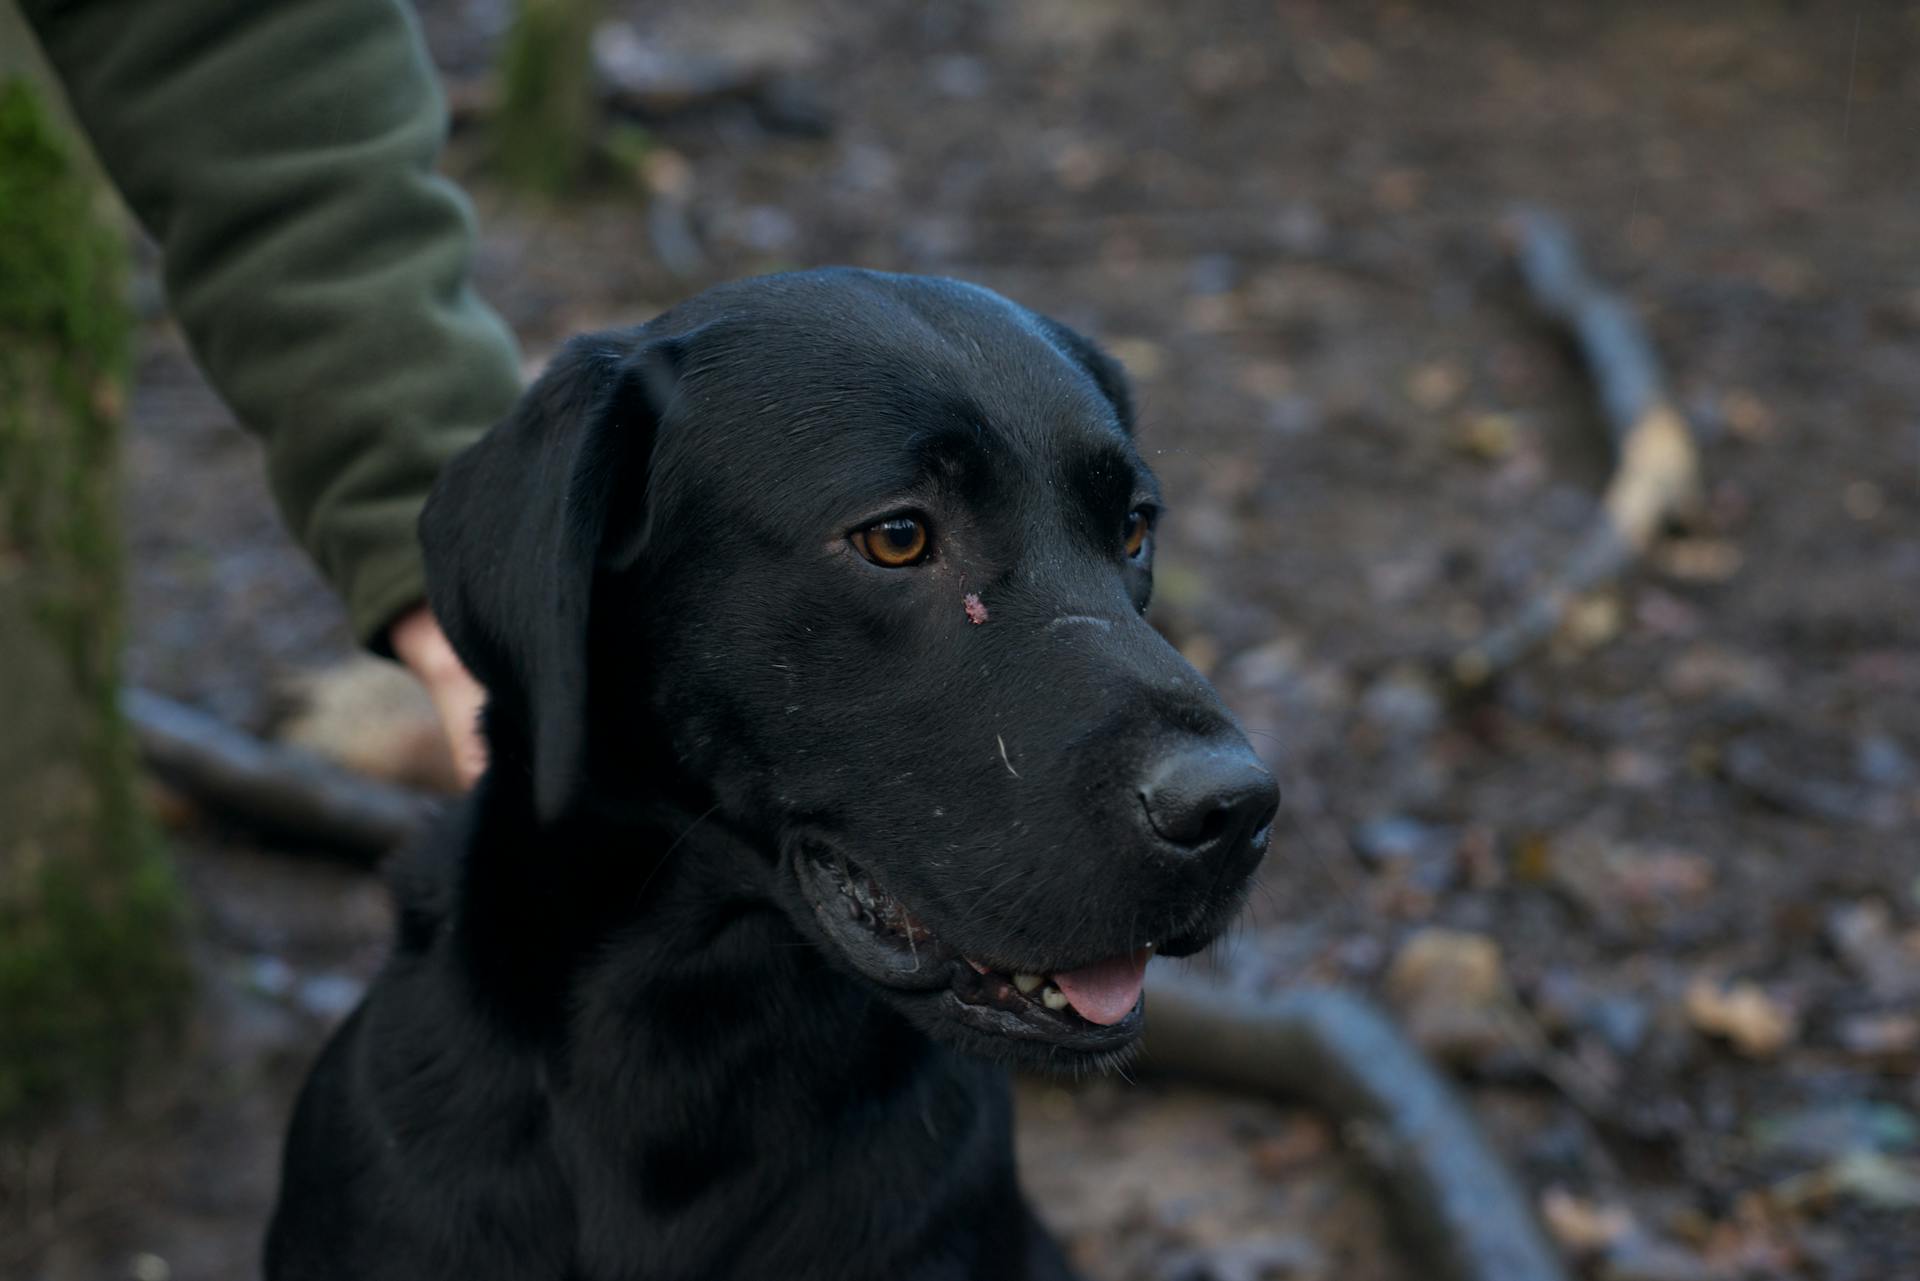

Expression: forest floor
xmin=11 ymin=2 xmax=1918 ymax=1279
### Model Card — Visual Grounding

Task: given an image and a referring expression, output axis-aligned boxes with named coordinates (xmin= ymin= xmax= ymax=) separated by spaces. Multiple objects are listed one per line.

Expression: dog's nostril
xmin=1138 ymin=746 xmax=1279 ymax=852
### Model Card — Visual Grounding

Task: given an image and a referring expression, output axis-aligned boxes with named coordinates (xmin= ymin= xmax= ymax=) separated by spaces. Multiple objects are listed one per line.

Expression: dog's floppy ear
xmin=420 ymin=330 xmax=686 ymax=821
xmin=1035 ymin=315 xmax=1135 ymax=432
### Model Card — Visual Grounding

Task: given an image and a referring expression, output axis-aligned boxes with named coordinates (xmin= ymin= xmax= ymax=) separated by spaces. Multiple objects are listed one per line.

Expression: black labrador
xmin=266 ymin=269 xmax=1278 ymax=1281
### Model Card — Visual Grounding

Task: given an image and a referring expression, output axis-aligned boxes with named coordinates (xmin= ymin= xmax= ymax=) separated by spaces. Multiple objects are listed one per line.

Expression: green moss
xmin=0 ymin=78 xmax=186 ymax=1131
xmin=494 ymin=0 xmax=603 ymax=195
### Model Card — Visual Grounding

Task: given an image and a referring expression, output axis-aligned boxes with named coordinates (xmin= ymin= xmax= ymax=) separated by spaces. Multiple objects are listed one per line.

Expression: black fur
xmin=266 ymin=269 xmax=1277 ymax=1280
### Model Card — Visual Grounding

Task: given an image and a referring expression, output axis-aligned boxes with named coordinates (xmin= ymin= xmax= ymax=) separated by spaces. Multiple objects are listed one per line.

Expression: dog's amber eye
xmin=852 ymin=516 xmax=929 ymax=568
xmin=1123 ymin=508 xmax=1151 ymax=559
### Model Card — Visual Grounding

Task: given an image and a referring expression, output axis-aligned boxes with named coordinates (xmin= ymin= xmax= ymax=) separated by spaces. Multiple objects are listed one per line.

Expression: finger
xmin=433 ymin=669 xmax=489 ymax=787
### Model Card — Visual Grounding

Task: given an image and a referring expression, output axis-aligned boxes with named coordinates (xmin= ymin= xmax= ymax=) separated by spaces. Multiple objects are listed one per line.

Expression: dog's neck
xmin=428 ymin=775 xmax=1040 ymax=1279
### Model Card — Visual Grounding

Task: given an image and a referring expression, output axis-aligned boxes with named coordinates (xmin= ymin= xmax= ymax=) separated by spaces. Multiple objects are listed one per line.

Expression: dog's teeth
xmin=1012 ymin=973 xmax=1043 ymax=994
xmin=1041 ymin=985 xmax=1070 ymax=1012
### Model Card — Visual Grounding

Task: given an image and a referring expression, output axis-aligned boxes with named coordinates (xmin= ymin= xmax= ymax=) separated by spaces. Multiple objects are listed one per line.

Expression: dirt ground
xmin=10 ymin=2 xmax=1919 ymax=1279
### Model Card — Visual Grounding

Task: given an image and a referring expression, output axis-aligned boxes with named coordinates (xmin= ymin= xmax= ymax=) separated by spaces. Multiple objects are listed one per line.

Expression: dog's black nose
xmin=1137 ymin=744 xmax=1279 ymax=857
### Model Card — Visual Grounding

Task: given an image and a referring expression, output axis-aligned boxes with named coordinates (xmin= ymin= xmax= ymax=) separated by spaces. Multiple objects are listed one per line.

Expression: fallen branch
xmin=123 ymin=688 xmax=434 ymax=863
xmin=1143 ymin=969 xmax=1571 ymax=1281
xmin=1451 ymin=207 xmax=1701 ymax=689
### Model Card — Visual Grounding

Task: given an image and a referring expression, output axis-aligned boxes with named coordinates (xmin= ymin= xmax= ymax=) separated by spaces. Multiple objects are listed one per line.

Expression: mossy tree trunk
xmin=0 ymin=79 xmax=185 ymax=1128
xmin=495 ymin=0 xmax=604 ymax=194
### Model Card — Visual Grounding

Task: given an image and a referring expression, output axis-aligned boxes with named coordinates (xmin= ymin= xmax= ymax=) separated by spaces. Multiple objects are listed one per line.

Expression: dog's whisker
xmin=632 ymin=801 xmax=724 ymax=901
xmin=1046 ymin=613 xmax=1115 ymax=633
xmin=1279 ymin=796 xmax=1364 ymax=911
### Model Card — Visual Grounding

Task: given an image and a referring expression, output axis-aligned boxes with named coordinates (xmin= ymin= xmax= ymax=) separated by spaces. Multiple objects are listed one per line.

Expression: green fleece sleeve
xmin=20 ymin=0 xmax=524 ymax=647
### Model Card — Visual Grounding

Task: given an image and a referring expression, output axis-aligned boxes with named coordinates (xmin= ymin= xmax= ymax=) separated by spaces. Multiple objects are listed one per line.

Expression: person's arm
xmin=21 ymin=0 xmax=520 ymax=778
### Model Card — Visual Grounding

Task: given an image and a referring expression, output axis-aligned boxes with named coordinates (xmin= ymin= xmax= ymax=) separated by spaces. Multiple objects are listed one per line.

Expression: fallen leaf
xmin=1385 ymin=929 xmax=1525 ymax=1066
xmin=1653 ymin=538 xmax=1744 ymax=583
xmin=1405 ymin=360 xmax=1466 ymax=411
xmin=1837 ymin=1012 xmax=1920 ymax=1057
xmin=1771 ymin=1151 xmax=1920 ymax=1213
xmin=1454 ymin=412 xmax=1522 ymax=460
xmin=1540 ymin=1186 xmax=1636 ymax=1254
xmin=1248 ymin=1116 xmax=1334 ymax=1181
xmin=1749 ymin=1101 xmax=1918 ymax=1163
xmin=1685 ymin=978 xmax=1798 ymax=1058
xmin=1827 ymin=900 xmax=1920 ymax=1000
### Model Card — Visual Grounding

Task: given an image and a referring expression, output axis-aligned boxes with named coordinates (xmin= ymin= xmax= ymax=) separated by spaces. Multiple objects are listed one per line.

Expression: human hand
xmin=389 ymin=603 xmax=488 ymax=788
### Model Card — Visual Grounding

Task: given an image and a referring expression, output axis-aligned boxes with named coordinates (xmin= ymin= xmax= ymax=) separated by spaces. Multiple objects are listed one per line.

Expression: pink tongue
xmin=1051 ymin=948 xmax=1152 ymax=1026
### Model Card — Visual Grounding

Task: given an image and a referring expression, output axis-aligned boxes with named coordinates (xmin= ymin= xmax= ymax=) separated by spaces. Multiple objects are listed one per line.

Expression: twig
xmin=1451 ymin=207 xmax=1701 ymax=689
xmin=123 ymin=688 xmax=433 ymax=862
xmin=1142 ymin=969 xmax=1570 ymax=1281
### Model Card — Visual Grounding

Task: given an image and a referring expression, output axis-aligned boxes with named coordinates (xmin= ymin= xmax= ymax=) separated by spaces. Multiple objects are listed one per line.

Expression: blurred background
xmin=5 ymin=1 xmax=1918 ymax=1278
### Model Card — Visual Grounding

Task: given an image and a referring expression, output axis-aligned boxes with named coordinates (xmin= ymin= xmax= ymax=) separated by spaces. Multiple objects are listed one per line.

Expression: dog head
xmin=423 ymin=269 xmax=1276 ymax=1067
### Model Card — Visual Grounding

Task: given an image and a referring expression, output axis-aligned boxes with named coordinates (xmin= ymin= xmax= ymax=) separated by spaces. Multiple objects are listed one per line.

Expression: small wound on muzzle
xmin=963 ymin=592 xmax=989 ymax=625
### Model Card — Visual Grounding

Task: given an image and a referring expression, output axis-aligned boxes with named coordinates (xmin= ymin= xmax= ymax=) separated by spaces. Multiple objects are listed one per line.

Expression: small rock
xmin=1838 ymin=1011 xmax=1920 ymax=1057
xmin=1359 ymin=666 xmax=1442 ymax=742
xmin=1406 ymin=360 xmax=1467 ymax=412
xmin=1633 ymin=588 xmax=1704 ymax=639
xmin=1843 ymin=480 xmax=1886 ymax=522
xmin=1827 ymin=900 xmax=1920 ymax=1000
xmin=931 ymin=55 xmax=989 ymax=99
xmin=1662 ymin=644 xmax=1783 ymax=708
xmin=1532 ymin=971 xmax=1653 ymax=1057
xmin=1605 ymin=748 xmax=1672 ymax=791
xmin=1856 ymin=734 xmax=1915 ymax=788
xmin=718 ymin=204 xmax=799 ymax=254
xmin=1263 ymin=393 xmax=1320 ymax=437
xmin=1333 ymin=933 xmax=1386 ymax=978
xmin=297 ymin=973 xmax=366 ymax=1021
xmin=1587 ymin=994 xmax=1654 ymax=1058
xmin=1351 ymin=816 xmax=1451 ymax=869
xmin=1186 ymin=253 xmax=1240 ymax=297
xmin=128 ymin=1255 xmax=172 ymax=1281
xmin=248 ymin=954 xmax=296 ymax=1000
xmin=1269 ymin=202 xmax=1328 ymax=256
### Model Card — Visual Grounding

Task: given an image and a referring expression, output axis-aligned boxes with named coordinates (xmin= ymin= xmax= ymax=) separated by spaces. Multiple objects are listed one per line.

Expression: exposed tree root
xmin=1451 ymin=207 xmax=1702 ymax=689
xmin=124 ymin=687 xmax=432 ymax=863
xmin=1143 ymin=969 xmax=1570 ymax=1281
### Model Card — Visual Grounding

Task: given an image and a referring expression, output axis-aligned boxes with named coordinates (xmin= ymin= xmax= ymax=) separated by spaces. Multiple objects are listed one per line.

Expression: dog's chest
xmin=557 ymin=1037 xmax=1047 ymax=1280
